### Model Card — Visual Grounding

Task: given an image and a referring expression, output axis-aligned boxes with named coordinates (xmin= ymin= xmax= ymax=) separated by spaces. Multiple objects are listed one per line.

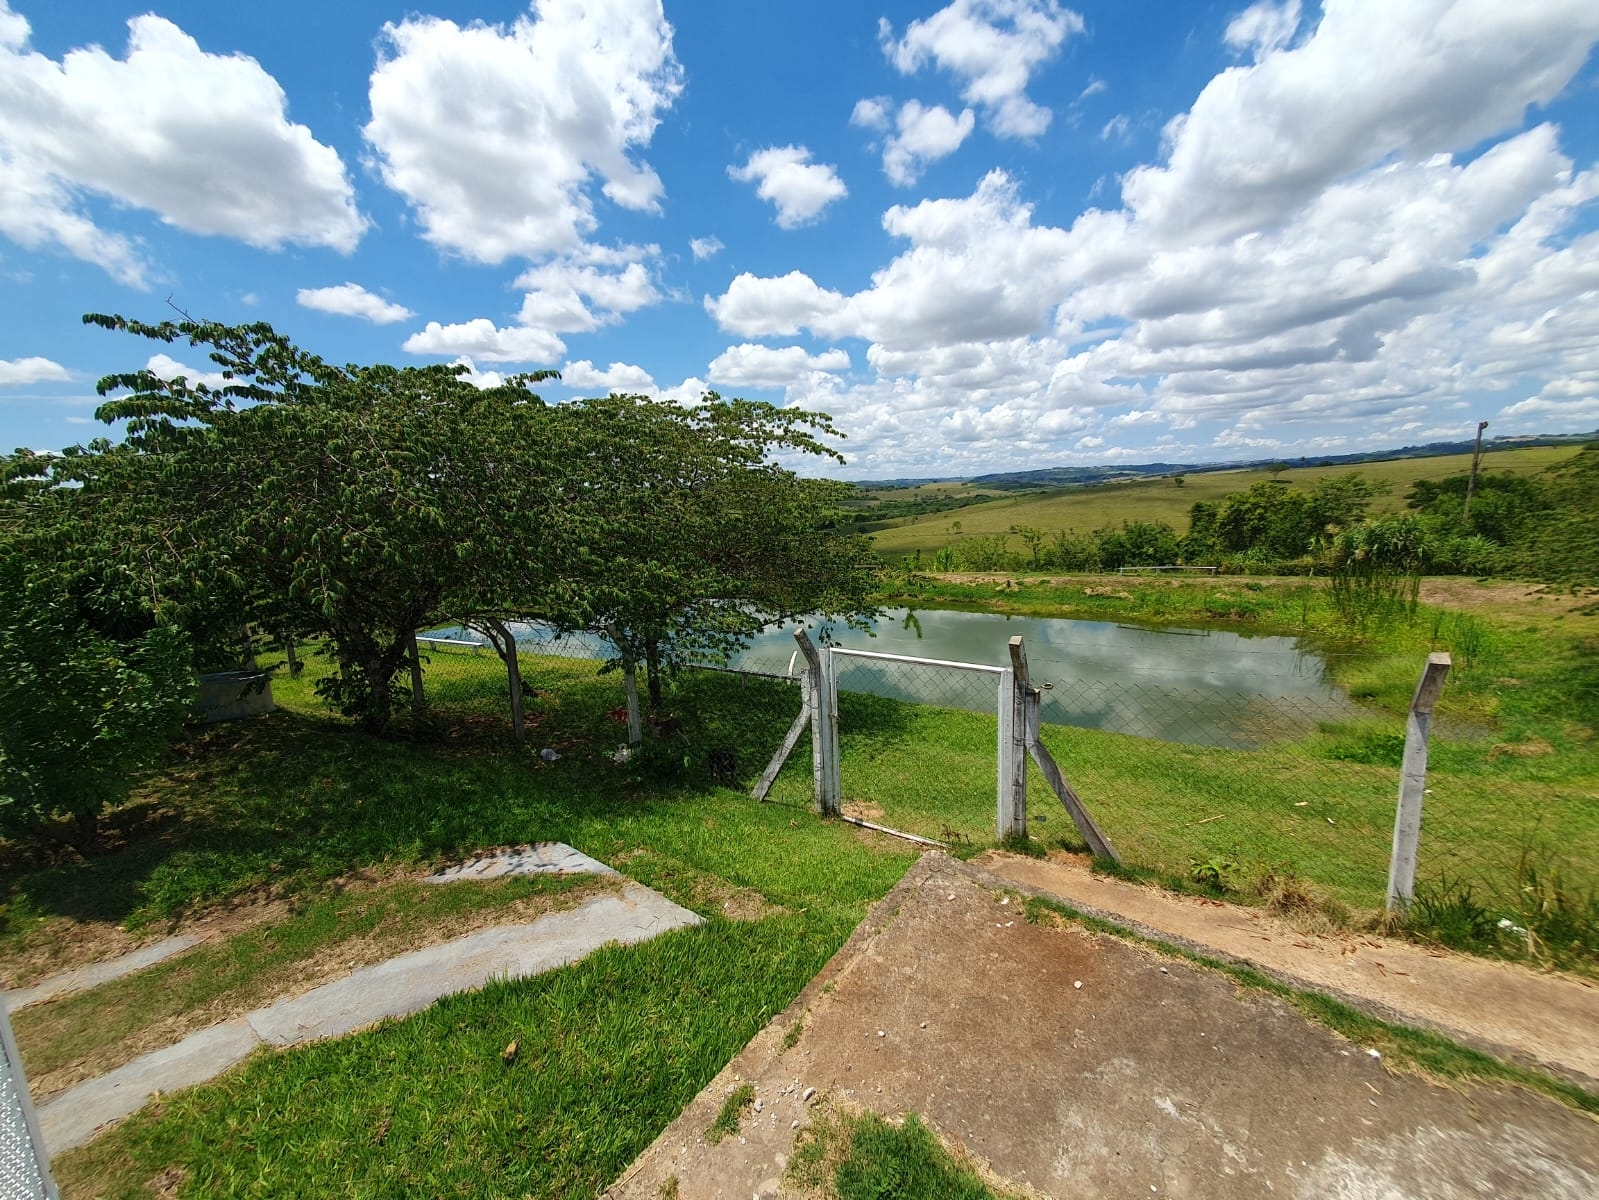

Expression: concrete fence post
xmin=1387 ymin=652 xmax=1452 ymax=915
xmin=793 ymin=630 xmax=840 ymax=816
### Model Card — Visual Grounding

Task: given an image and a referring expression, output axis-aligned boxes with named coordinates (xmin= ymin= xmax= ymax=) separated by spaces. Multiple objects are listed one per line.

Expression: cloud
xmin=1224 ymin=1 xmax=1302 ymax=61
xmin=879 ymin=0 xmax=1084 ymax=138
xmin=0 ymin=3 xmax=363 ymax=286
xmin=561 ymin=358 xmax=657 ymax=392
xmin=729 ymin=146 xmax=848 ymax=229
xmin=364 ymin=0 xmax=682 ymax=264
xmin=144 ymin=353 xmax=229 ymax=390
xmin=296 ymin=283 xmax=414 ymax=324
xmin=707 ymin=344 xmax=851 ymax=389
xmin=704 ymin=271 xmax=847 ymax=338
xmin=448 ymin=358 xmax=507 ymax=389
xmin=0 ymin=355 xmax=69 ymax=386
xmin=403 ymin=319 xmax=566 ymax=365
xmin=1099 ymin=115 xmax=1130 ymax=143
xmin=1120 ymin=0 xmax=1599 ymax=242
xmin=882 ymin=101 xmax=976 ymax=186
xmin=689 ymin=235 xmax=724 ymax=261
xmin=850 ymin=96 xmax=891 ymax=131
xmin=406 ymin=245 xmax=664 ymax=366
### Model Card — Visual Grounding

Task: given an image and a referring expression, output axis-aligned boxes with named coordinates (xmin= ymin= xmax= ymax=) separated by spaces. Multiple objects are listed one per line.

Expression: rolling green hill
xmin=866 ymin=445 xmax=1580 ymax=560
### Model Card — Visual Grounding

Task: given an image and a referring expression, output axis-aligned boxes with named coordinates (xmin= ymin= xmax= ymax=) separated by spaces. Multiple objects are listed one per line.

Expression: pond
xmin=733 ymin=608 xmax=1356 ymax=749
xmin=426 ymin=607 xmax=1357 ymax=748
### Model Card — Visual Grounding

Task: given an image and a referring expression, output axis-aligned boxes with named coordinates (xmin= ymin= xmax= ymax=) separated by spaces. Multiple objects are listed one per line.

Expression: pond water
xmin=427 ymin=607 xmax=1355 ymax=748
xmin=733 ymin=608 xmax=1354 ymax=748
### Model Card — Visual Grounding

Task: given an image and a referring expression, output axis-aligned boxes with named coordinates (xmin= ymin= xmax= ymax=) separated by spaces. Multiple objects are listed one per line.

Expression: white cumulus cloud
xmin=561 ymin=359 xmax=657 ymax=393
xmin=879 ymin=0 xmax=1084 ymax=139
xmin=297 ymin=283 xmax=414 ymax=324
xmin=0 ymin=3 xmax=363 ymax=287
xmin=882 ymin=101 xmax=976 ymax=186
xmin=707 ymin=344 xmax=851 ymax=390
xmin=364 ymin=0 xmax=682 ymax=264
xmin=729 ymin=146 xmax=848 ymax=229
xmin=403 ymin=319 xmax=566 ymax=365
xmin=704 ymin=271 xmax=847 ymax=338
xmin=0 ymin=355 xmax=69 ymax=386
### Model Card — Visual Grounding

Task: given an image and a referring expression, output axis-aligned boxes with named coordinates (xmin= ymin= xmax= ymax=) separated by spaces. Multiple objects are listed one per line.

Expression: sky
xmin=2 ymin=0 xmax=1598 ymax=479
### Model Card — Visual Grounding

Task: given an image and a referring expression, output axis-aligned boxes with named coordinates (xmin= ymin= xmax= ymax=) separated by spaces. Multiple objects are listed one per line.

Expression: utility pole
xmin=1463 ymin=420 xmax=1489 ymax=524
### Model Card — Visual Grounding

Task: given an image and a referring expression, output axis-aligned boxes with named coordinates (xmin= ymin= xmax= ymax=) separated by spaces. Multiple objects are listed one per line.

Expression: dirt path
xmin=976 ymin=850 xmax=1599 ymax=1091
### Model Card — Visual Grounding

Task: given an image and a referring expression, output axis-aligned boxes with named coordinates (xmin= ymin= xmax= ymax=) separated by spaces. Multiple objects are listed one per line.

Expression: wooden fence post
xmin=999 ymin=636 xmax=1029 ymax=840
xmin=1387 ymin=652 xmax=1452 ymax=915
xmin=793 ymin=630 xmax=840 ymax=816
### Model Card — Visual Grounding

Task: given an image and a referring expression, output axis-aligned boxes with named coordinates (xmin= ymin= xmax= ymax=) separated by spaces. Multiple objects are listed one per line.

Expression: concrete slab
xmin=4 ymin=937 xmax=201 ymax=1012
xmin=424 ymin=842 xmax=617 ymax=882
xmin=607 ymin=853 xmax=1599 ymax=1200
xmin=39 ymin=883 xmax=699 ymax=1156
xmin=247 ymin=884 xmax=695 ymax=1046
xmin=38 ymin=1019 xmax=257 ymax=1156
xmin=981 ymin=850 xmax=1599 ymax=1092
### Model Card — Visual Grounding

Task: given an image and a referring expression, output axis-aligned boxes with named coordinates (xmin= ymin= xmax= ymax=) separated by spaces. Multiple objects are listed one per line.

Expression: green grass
xmin=789 ymin=1109 xmax=1021 ymax=1199
xmin=867 ymin=445 xmax=1581 ymax=558
xmin=706 ymin=1083 xmax=755 ymax=1144
xmin=13 ymin=872 xmax=606 ymax=1093
xmin=56 ymin=914 xmax=853 ymax=1199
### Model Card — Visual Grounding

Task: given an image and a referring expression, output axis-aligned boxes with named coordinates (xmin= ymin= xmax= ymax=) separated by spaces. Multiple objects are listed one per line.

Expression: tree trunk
xmin=361 ymin=657 xmax=393 ymax=736
xmin=284 ymin=635 xmax=302 ymax=676
xmin=645 ymin=638 xmax=664 ymax=709
xmin=71 ymin=808 xmax=99 ymax=854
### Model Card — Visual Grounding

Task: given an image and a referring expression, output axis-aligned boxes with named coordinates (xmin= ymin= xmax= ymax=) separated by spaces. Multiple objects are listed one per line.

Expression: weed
xmin=707 ymin=1083 xmax=755 ymax=1145
xmin=781 ymin=1015 xmax=806 ymax=1051
xmin=1188 ymin=855 xmax=1240 ymax=894
xmin=788 ymin=1108 xmax=1022 ymax=1200
xmin=1406 ymin=876 xmax=1503 ymax=954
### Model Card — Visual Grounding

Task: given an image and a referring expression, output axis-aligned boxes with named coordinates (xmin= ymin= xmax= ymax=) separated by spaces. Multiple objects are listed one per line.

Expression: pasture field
xmin=866 ymin=445 xmax=1580 ymax=558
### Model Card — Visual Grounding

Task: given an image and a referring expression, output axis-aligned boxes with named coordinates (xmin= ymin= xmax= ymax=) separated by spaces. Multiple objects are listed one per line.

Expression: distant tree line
xmin=912 ymin=452 xmax=1598 ymax=586
xmin=1 ymin=314 xmax=877 ymax=847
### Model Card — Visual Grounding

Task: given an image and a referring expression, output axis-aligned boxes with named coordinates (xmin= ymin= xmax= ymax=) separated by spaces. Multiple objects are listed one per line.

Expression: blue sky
xmin=2 ymin=0 xmax=1598 ymax=477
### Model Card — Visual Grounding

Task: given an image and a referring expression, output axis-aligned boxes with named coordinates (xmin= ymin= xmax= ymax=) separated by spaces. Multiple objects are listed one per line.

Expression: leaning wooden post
xmin=1386 ymin=652 xmax=1452 ymax=915
xmin=999 ymin=636 xmax=1029 ymax=840
xmin=793 ymin=630 xmax=839 ymax=816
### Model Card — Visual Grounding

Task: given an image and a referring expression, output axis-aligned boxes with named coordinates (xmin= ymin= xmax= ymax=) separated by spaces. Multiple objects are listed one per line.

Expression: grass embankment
xmin=866 ymin=445 xmax=1579 ymax=558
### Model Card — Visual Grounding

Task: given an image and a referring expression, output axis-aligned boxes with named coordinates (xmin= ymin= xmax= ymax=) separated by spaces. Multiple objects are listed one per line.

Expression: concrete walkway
xmin=35 ymin=848 xmax=700 ymax=1155
xmin=5 ymin=937 xmax=202 ymax=1013
xmin=978 ymin=850 xmax=1599 ymax=1091
xmin=608 ymin=853 xmax=1599 ymax=1200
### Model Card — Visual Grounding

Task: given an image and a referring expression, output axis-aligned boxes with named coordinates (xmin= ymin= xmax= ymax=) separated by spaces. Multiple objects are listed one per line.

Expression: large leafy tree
xmin=550 ymin=393 xmax=879 ymax=707
xmin=67 ymin=314 xmax=561 ymax=734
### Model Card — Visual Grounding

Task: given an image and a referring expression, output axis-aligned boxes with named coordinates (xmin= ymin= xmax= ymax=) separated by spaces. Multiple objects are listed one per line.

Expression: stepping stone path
xmin=29 ymin=846 xmax=698 ymax=1156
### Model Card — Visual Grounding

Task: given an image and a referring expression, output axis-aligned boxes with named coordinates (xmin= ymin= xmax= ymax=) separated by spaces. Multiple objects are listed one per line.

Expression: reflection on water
xmin=427 ymin=608 xmax=1358 ymax=748
xmin=733 ymin=608 xmax=1356 ymax=749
